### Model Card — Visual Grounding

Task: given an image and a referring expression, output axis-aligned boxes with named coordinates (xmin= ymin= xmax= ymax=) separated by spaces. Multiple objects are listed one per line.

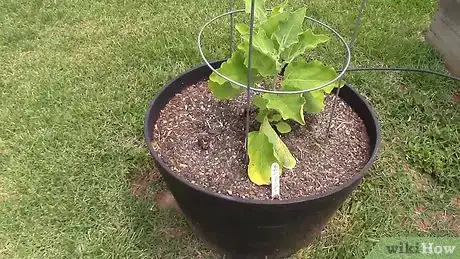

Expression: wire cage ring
xmin=197 ymin=9 xmax=352 ymax=95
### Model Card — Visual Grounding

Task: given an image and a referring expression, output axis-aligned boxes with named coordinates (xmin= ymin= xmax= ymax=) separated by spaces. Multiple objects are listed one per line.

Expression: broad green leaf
xmin=256 ymin=109 xmax=268 ymax=122
xmin=208 ymin=51 xmax=248 ymax=100
xmin=237 ymin=41 xmax=277 ymax=77
xmin=271 ymin=0 xmax=289 ymax=16
xmin=282 ymin=60 xmax=339 ymax=92
xmin=253 ymin=95 xmax=268 ymax=109
xmin=247 ymin=50 xmax=277 ymax=77
xmin=260 ymin=12 xmax=289 ymax=38
xmin=260 ymin=117 xmax=296 ymax=169
xmin=324 ymin=79 xmax=345 ymax=94
xmin=275 ymin=121 xmax=292 ymax=133
xmin=253 ymin=29 xmax=277 ymax=59
xmin=237 ymin=23 xmax=278 ymax=59
xmin=273 ymin=7 xmax=306 ymax=53
xmin=303 ymin=90 xmax=325 ymax=113
xmin=262 ymin=93 xmax=306 ymax=124
xmin=269 ymin=113 xmax=282 ymax=122
xmin=247 ymin=131 xmax=277 ymax=185
xmin=236 ymin=23 xmax=249 ymax=41
xmin=282 ymin=29 xmax=330 ymax=62
xmin=253 ymin=95 xmax=269 ymax=123
xmin=244 ymin=0 xmax=267 ymax=23
xmin=208 ymin=80 xmax=243 ymax=100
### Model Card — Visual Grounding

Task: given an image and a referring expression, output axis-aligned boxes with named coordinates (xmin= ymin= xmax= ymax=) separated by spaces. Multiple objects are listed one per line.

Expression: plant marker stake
xmin=244 ymin=0 xmax=256 ymax=162
xmin=324 ymin=0 xmax=368 ymax=140
xmin=271 ymin=163 xmax=281 ymax=199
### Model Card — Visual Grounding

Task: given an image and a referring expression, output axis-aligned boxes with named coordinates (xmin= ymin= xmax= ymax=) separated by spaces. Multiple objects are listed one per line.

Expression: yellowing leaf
xmin=260 ymin=117 xmax=296 ymax=169
xmin=273 ymin=7 xmax=306 ymax=53
xmin=244 ymin=0 xmax=267 ymax=23
xmin=282 ymin=29 xmax=330 ymax=62
xmin=282 ymin=60 xmax=339 ymax=92
xmin=275 ymin=121 xmax=292 ymax=133
xmin=262 ymin=93 xmax=306 ymax=124
xmin=247 ymin=131 xmax=277 ymax=185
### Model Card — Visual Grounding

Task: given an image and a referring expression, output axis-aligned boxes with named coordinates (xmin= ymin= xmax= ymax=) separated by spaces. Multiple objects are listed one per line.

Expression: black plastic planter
xmin=144 ymin=60 xmax=380 ymax=259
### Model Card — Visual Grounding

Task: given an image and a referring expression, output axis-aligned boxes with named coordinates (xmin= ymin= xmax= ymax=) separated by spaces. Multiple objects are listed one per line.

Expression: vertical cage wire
xmin=244 ymin=0 xmax=256 ymax=158
xmin=228 ymin=0 xmax=235 ymax=56
xmin=205 ymin=0 xmax=368 ymax=155
xmin=324 ymin=0 xmax=368 ymax=139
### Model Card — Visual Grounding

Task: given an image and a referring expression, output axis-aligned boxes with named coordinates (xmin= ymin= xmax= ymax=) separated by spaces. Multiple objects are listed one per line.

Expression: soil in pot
xmin=151 ymin=81 xmax=370 ymax=200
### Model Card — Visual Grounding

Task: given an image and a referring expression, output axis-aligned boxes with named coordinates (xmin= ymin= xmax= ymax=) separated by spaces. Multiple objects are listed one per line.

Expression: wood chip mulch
xmin=151 ymin=81 xmax=371 ymax=200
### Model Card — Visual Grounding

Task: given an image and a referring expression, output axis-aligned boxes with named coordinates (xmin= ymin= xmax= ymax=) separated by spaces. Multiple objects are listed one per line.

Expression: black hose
xmin=342 ymin=67 xmax=460 ymax=82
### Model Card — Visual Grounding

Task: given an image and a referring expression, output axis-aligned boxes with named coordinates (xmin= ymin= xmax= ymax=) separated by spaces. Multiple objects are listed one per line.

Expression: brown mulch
xmin=151 ymin=81 xmax=371 ymax=200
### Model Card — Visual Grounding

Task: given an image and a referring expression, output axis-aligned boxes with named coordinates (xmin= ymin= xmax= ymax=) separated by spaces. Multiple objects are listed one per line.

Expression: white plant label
xmin=271 ymin=163 xmax=280 ymax=199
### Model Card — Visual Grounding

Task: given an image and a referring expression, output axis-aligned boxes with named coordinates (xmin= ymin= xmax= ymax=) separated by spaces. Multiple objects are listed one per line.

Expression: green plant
xmin=208 ymin=0 xmax=342 ymax=185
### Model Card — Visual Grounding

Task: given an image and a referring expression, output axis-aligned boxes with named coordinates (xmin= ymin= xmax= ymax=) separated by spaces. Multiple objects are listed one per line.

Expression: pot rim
xmin=144 ymin=61 xmax=381 ymax=205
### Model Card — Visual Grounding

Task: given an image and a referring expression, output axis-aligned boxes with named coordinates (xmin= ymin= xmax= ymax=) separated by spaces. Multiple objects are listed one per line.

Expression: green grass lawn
xmin=1 ymin=0 xmax=459 ymax=258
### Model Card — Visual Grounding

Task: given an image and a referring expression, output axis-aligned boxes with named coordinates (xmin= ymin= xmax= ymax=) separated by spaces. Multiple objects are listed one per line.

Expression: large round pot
xmin=144 ymin=60 xmax=381 ymax=258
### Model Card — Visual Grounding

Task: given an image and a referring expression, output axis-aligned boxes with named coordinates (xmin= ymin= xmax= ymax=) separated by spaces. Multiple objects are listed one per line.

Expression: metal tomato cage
xmin=197 ymin=0 xmax=368 ymax=154
xmin=196 ymin=0 xmax=459 ymax=155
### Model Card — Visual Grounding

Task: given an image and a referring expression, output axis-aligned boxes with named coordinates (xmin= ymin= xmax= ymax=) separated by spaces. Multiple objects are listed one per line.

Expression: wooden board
xmin=425 ymin=0 xmax=460 ymax=76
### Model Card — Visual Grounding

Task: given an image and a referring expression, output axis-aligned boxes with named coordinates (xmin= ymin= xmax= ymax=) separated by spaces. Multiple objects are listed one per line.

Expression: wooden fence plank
xmin=425 ymin=0 xmax=460 ymax=76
